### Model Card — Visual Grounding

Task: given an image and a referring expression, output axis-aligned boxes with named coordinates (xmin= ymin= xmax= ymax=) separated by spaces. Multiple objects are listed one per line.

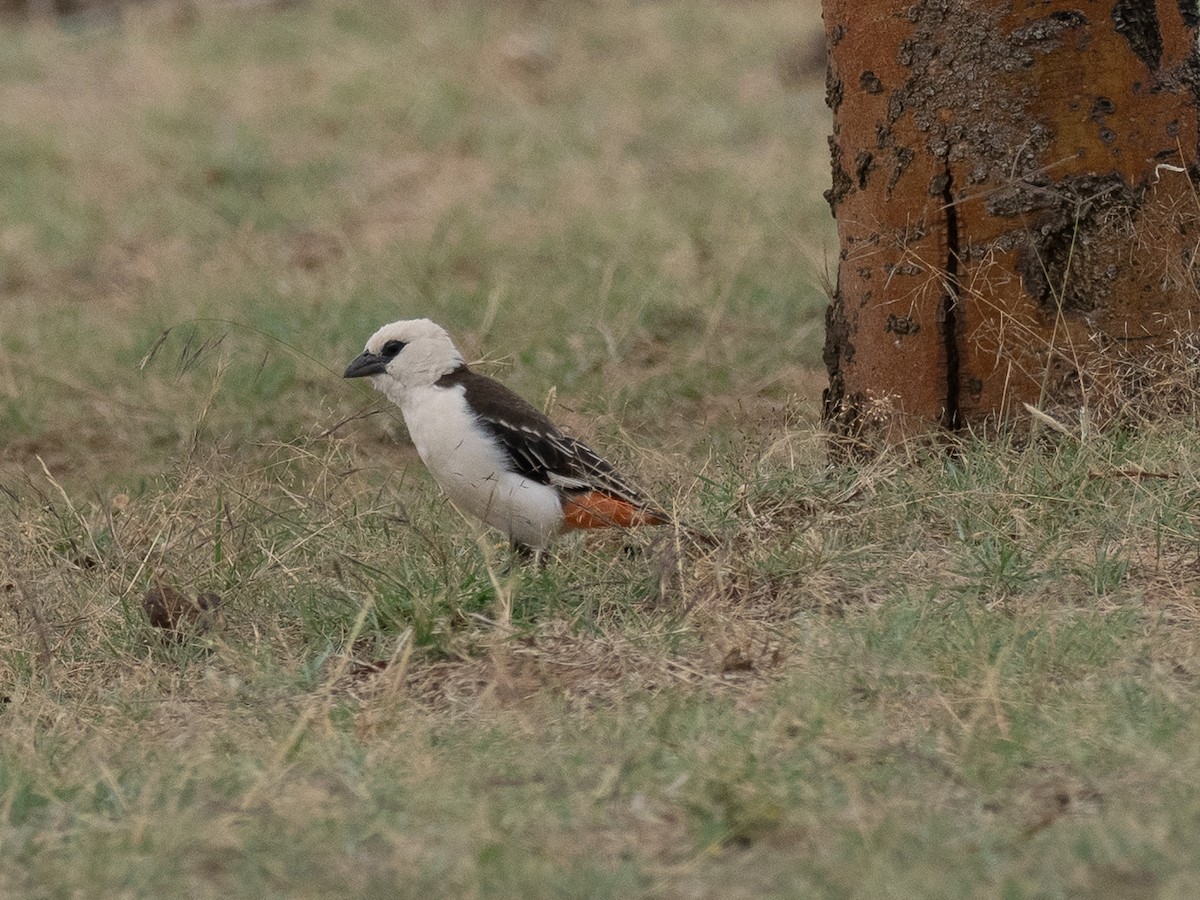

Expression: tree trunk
xmin=822 ymin=0 xmax=1200 ymax=439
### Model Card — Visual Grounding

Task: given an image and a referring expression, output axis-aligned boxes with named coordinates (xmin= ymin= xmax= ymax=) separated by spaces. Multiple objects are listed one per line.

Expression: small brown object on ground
xmin=143 ymin=583 xmax=224 ymax=641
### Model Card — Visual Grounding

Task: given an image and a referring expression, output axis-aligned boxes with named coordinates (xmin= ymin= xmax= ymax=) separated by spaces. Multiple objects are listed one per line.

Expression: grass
xmin=3 ymin=1 xmax=1200 ymax=897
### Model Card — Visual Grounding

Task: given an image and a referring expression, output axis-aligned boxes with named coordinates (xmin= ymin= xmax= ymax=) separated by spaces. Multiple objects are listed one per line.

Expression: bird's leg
xmin=509 ymin=541 xmax=548 ymax=569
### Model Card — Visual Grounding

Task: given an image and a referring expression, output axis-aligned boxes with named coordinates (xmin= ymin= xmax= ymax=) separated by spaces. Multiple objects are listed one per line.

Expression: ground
xmin=2 ymin=2 xmax=1200 ymax=897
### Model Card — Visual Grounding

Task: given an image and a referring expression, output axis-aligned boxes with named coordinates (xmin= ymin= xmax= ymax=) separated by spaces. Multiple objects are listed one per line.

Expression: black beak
xmin=343 ymin=351 xmax=389 ymax=379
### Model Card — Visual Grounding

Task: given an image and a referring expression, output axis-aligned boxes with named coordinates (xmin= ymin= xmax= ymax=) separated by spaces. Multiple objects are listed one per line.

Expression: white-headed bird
xmin=344 ymin=319 xmax=667 ymax=555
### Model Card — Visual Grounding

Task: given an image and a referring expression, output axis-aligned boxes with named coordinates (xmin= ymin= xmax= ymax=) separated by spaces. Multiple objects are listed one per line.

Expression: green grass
xmin=3 ymin=1 xmax=1200 ymax=897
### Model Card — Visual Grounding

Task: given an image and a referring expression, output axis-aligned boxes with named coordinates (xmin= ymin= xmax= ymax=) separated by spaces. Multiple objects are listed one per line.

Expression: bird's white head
xmin=343 ymin=318 xmax=465 ymax=404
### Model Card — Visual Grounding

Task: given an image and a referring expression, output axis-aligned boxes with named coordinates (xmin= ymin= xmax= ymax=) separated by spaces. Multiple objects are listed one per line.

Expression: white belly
xmin=398 ymin=385 xmax=564 ymax=549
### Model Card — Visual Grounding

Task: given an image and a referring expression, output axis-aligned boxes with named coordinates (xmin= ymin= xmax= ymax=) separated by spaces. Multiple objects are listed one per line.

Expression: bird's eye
xmin=380 ymin=340 xmax=405 ymax=357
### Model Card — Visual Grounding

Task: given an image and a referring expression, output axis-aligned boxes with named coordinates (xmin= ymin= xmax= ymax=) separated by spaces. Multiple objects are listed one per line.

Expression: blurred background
xmin=0 ymin=0 xmax=832 ymax=487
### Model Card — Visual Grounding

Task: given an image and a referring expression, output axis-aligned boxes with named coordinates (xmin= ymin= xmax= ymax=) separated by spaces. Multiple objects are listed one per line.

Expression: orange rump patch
xmin=562 ymin=492 xmax=668 ymax=530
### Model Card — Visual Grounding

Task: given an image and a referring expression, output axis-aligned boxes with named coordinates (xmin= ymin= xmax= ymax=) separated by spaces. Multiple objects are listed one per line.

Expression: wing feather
xmin=436 ymin=366 xmax=664 ymax=517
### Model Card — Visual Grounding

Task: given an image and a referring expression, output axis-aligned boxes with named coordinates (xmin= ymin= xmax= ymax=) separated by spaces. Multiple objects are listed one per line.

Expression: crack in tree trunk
xmin=940 ymin=162 xmax=962 ymax=431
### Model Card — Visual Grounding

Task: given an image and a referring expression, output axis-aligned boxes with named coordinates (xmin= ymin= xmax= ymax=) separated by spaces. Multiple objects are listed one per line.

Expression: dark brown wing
xmin=436 ymin=366 xmax=664 ymax=514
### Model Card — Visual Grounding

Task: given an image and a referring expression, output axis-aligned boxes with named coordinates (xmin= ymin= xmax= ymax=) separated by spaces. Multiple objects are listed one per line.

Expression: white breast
xmin=397 ymin=384 xmax=565 ymax=549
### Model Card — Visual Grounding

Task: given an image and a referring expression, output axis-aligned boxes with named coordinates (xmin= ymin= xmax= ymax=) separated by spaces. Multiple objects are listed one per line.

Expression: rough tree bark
xmin=823 ymin=0 xmax=1200 ymax=439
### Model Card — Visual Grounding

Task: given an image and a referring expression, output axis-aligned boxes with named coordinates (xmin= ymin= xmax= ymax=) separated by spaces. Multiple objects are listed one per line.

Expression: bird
xmin=343 ymin=318 xmax=668 ymax=555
